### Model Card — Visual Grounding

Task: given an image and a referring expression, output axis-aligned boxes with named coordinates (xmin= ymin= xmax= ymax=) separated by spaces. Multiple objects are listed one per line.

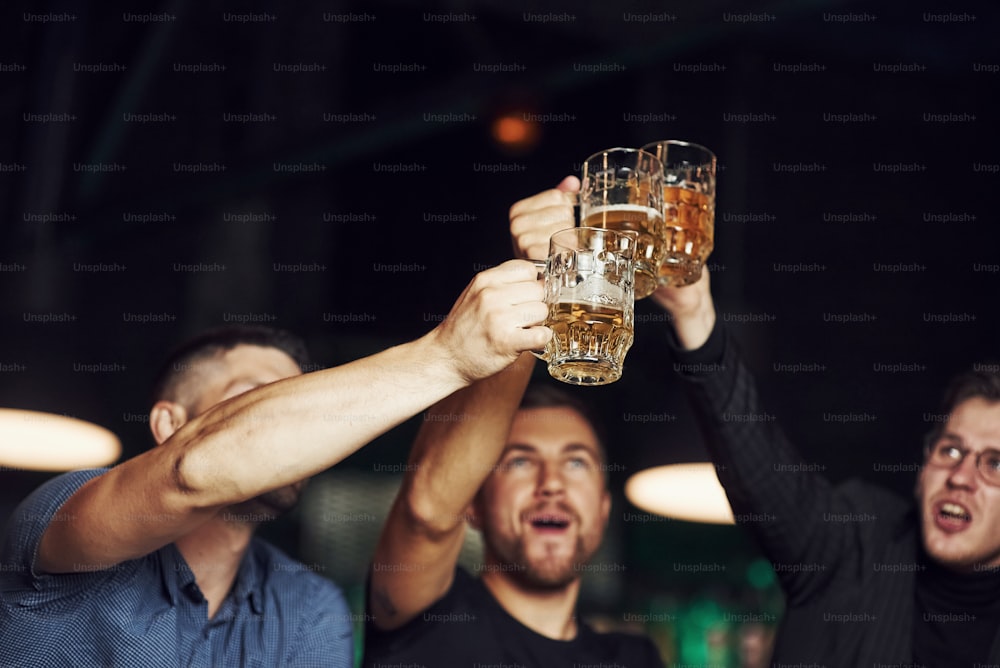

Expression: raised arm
xmin=368 ymin=353 xmax=535 ymax=630
xmin=649 ymin=266 xmax=716 ymax=351
xmin=36 ymin=260 xmax=549 ymax=575
xmin=653 ymin=273 xmax=860 ymax=599
xmin=368 ymin=178 xmax=579 ymax=630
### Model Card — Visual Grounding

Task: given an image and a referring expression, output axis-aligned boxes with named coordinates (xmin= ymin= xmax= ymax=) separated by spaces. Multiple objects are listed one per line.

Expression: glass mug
xmin=531 ymin=227 xmax=637 ymax=386
xmin=640 ymin=140 xmax=717 ymax=287
xmin=578 ymin=147 xmax=664 ymax=299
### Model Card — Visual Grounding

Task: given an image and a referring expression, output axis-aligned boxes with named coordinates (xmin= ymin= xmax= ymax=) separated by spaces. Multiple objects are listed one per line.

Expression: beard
xmin=225 ymin=483 xmax=304 ymax=524
xmin=509 ymin=535 xmax=588 ymax=590
xmin=480 ymin=502 xmax=598 ymax=590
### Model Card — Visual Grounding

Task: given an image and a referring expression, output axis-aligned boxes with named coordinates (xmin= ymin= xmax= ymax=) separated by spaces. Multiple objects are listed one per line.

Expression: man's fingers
xmin=509 ymin=182 xmax=577 ymax=220
xmin=510 ymin=202 xmax=576 ymax=236
xmin=514 ymin=301 xmax=548 ymax=329
xmin=466 ymin=259 xmax=540 ymax=291
xmin=494 ymin=258 xmax=547 ymax=284
xmin=513 ymin=325 xmax=552 ymax=352
xmin=555 ymin=175 xmax=581 ymax=193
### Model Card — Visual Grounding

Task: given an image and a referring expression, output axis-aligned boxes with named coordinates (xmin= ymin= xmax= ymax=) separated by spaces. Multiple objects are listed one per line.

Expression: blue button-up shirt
xmin=1 ymin=469 xmax=353 ymax=667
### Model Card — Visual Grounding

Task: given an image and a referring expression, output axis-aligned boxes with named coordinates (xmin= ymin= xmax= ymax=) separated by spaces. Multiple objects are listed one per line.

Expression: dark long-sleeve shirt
xmin=670 ymin=323 xmax=1000 ymax=666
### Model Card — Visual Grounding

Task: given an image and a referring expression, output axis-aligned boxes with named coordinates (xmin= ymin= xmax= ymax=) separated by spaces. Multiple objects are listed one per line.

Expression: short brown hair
xmin=927 ymin=365 xmax=1000 ymax=444
xmin=150 ymin=325 xmax=310 ymax=408
xmin=518 ymin=382 xmax=608 ymax=475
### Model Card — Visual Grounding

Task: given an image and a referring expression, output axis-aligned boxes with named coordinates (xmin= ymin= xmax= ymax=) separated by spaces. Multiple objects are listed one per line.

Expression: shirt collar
xmin=158 ymin=540 xmax=264 ymax=614
xmin=158 ymin=542 xmax=195 ymax=607
xmin=233 ymin=539 xmax=265 ymax=615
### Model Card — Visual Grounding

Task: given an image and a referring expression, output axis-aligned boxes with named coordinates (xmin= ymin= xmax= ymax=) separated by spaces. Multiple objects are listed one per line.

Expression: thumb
xmin=555 ymin=175 xmax=580 ymax=194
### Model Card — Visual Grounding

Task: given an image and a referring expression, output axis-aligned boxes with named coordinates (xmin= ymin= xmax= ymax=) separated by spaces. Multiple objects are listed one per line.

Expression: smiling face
xmin=470 ymin=406 xmax=611 ymax=589
xmin=917 ymin=397 xmax=1000 ymax=572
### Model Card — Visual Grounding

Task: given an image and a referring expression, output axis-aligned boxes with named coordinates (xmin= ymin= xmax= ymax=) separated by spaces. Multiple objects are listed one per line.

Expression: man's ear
xmin=149 ymin=400 xmax=188 ymax=445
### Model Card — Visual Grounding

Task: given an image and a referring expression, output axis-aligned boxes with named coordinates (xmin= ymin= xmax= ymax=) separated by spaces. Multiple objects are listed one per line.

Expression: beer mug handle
xmin=529 ymin=259 xmax=550 ymax=361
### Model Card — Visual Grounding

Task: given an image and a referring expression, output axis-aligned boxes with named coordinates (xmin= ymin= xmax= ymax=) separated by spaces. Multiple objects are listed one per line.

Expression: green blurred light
xmin=747 ymin=558 xmax=776 ymax=589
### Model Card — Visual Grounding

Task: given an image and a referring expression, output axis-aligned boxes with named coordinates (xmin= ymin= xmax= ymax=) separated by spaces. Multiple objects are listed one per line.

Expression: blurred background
xmin=2 ymin=0 xmax=998 ymax=665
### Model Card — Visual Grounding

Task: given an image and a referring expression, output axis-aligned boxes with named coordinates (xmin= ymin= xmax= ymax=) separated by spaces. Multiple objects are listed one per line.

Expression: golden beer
xmin=657 ymin=187 xmax=714 ymax=286
xmin=581 ymin=204 xmax=664 ymax=299
xmin=545 ymin=301 xmax=634 ymax=385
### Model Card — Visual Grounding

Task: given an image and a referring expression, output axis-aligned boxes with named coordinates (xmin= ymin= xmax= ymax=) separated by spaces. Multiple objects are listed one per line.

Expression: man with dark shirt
xmin=506 ymin=175 xmax=1000 ymax=666
xmin=654 ymin=274 xmax=1000 ymax=667
xmin=363 ymin=179 xmax=664 ymax=667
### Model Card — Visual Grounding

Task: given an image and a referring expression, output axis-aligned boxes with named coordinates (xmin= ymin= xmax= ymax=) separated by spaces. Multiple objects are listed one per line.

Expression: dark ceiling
xmin=2 ymin=0 xmax=999 ymax=624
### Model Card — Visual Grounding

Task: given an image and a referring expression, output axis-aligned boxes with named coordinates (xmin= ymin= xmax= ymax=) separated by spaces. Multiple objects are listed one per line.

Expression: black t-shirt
xmin=363 ymin=567 xmax=665 ymax=668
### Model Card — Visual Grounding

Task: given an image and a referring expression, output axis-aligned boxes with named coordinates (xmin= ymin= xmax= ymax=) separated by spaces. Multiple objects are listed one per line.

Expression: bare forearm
xmin=40 ymin=334 xmax=469 ymax=573
xmin=40 ymin=261 xmax=549 ymax=574
xmin=176 ymin=334 xmax=467 ymax=507
xmin=402 ymin=353 xmax=535 ymax=533
xmin=369 ymin=353 xmax=535 ymax=629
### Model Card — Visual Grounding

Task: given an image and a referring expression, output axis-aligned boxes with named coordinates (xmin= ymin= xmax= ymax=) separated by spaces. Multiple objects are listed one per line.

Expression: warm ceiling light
xmin=625 ymin=463 xmax=735 ymax=525
xmin=0 ymin=408 xmax=122 ymax=472
xmin=491 ymin=113 xmax=540 ymax=151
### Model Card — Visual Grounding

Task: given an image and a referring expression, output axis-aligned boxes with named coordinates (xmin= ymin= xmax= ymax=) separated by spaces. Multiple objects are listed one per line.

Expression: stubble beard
xmin=226 ymin=485 xmax=302 ymax=524
xmin=482 ymin=524 xmax=594 ymax=590
xmin=514 ymin=536 xmax=588 ymax=590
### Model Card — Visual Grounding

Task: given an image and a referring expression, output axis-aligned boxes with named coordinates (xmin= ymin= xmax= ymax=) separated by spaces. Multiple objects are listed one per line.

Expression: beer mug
xmin=640 ymin=140 xmax=717 ymax=287
xmin=531 ymin=227 xmax=637 ymax=386
xmin=579 ymin=147 xmax=664 ymax=299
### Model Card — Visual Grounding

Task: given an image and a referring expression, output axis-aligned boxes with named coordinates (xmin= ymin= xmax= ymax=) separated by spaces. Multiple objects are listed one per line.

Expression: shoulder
xmin=834 ymin=477 xmax=911 ymax=515
xmin=364 ymin=566 xmax=481 ymax=637
xmin=363 ymin=566 xmax=492 ymax=663
xmin=13 ymin=468 xmax=109 ymax=518
xmin=829 ymin=477 xmax=917 ymax=545
xmin=2 ymin=469 xmax=109 ymax=572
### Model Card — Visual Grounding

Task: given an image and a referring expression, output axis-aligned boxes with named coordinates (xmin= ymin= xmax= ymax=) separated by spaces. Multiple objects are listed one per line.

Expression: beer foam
xmin=584 ymin=203 xmax=663 ymax=219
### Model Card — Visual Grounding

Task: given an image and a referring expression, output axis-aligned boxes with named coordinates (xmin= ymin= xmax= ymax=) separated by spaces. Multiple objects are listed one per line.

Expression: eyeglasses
xmin=924 ymin=439 xmax=1000 ymax=487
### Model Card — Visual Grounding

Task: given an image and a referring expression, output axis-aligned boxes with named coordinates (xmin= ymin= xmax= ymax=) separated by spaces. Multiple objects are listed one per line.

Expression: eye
xmin=505 ymin=456 xmax=530 ymax=470
xmin=982 ymin=451 xmax=1000 ymax=473
xmin=567 ymin=456 xmax=591 ymax=470
xmin=934 ymin=443 xmax=963 ymax=461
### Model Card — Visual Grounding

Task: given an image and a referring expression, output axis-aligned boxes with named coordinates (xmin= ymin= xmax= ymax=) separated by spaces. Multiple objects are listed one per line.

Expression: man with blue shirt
xmin=1 ymin=260 xmax=549 ymax=667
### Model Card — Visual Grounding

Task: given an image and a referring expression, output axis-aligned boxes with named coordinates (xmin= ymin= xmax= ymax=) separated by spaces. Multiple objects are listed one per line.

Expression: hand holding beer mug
xmin=579 ymin=148 xmax=665 ymax=299
xmin=532 ymin=227 xmax=637 ymax=386
xmin=640 ymin=140 xmax=716 ymax=287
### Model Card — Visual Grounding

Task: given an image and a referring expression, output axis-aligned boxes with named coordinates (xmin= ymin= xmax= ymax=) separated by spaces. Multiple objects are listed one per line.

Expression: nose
xmin=536 ymin=461 xmax=565 ymax=497
xmin=946 ymin=451 xmax=979 ymax=489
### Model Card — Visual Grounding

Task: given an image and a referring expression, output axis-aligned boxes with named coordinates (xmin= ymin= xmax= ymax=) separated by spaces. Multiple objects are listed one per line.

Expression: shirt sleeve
xmin=665 ymin=322 xmax=871 ymax=602
xmin=0 ymin=469 xmax=107 ymax=590
xmin=363 ymin=566 xmax=473 ymax=661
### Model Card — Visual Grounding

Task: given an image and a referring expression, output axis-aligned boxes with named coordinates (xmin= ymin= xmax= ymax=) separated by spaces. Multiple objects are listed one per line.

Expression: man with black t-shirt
xmin=362 ymin=181 xmax=664 ymax=667
xmin=500 ymin=176 xmax=1000 ymax=666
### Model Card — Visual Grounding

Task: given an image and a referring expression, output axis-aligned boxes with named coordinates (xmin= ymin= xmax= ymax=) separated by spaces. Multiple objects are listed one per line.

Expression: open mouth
xmin=528 ymin=514 xmax=571 ymax=531
xmin=532 ymin=517 xmax=570 ymax=528
xmin=935 ymin=501 xmax=972 ymax=530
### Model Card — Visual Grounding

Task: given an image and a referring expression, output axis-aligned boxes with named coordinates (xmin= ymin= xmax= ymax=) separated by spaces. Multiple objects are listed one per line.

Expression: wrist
xmin=673 ymin=305 xmax=716 ymax=351
xmin=408 ymin=329 xmax=472 ymax=393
